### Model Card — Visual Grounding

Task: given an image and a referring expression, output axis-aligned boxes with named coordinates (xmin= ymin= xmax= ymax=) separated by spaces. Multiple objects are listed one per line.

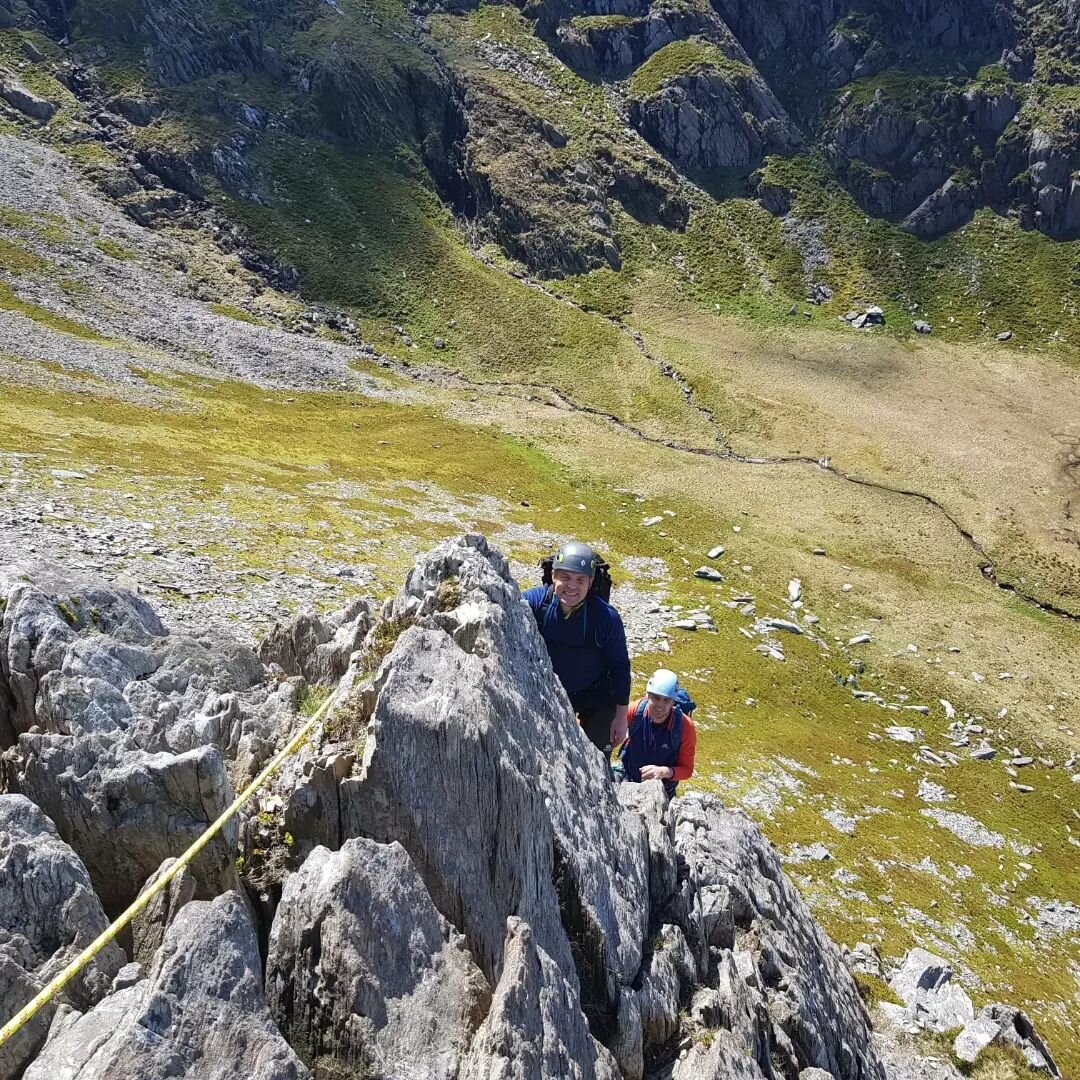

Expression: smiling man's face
xmin=552 ymin=568 xmax=592 ymax=608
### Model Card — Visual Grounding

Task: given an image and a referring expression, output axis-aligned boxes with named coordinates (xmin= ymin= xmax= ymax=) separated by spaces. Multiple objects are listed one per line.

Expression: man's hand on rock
xmin=610 ymin=704 xmax=628 ymax=747
xmin=640 ymin=765 xmax=673 ymax=782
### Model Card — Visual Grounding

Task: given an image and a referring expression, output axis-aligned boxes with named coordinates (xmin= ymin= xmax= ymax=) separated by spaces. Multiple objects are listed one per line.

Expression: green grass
xmin=210 ymin=302 xmax=262 ymax=325
xmin=0 ymin=236 xmax=48 ymax=275
xmin=0 ymin=283 xmax=108 ymax=341
xmin=568 ymin=14 xmax=637 ymax=30
xmin=840 ymin=69 xmax=954 ymax=110
xmin=224 ymin=137 xmax=703 ymax=441
xmin=629 ymin=38 xmax=753 ymax=98
xmin=95 ymin=237 xmax=135 ymax=261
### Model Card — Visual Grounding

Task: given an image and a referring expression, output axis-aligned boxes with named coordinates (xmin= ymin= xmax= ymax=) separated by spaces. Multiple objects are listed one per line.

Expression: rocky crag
xmin=3 ymin=0 xmax=1080 ymax=315
xmin=0 ymin=535 xmax=1060 ymax=1079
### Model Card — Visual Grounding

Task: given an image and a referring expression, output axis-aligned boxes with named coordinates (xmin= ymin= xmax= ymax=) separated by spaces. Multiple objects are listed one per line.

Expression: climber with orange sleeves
xmin=614 ymin=668 xmax=697 ymax=798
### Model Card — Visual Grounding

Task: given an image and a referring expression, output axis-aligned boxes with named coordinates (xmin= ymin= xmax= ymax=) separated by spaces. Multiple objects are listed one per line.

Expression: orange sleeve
xmin=671 ymin=715 xmax=696 ymax=781
xmin=620 ymin=699 xmax=646 ymax=749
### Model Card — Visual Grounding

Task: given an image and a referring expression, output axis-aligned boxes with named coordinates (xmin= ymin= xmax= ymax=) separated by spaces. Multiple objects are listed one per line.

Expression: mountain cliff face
xmin=4 ymin=0 xmax=1080 ymax=313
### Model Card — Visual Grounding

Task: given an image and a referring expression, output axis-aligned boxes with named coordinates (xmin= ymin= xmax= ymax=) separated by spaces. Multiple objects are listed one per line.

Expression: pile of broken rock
xmin=0 ymin=535 xmax=1061 ymax=1079
xmin=847 ymin=943 xmax=1059 ymax=1076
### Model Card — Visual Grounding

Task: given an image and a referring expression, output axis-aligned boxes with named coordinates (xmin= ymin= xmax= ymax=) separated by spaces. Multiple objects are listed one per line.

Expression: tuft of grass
xmin=0 ymin=236 xmax=48 ymax=275
xmin=95 ymin=237 xmax=135 ymax=261
xmin=297 ymin=682 xmax=330 ymax=716
xmin=366 ymin=613 xmax=417 ymax=671
xmin=629 ymin=38 xmax=753 ymax=98
xmin=568 ymin=14 xmax=636 ymax=30
xmin=210 ymin=302 xmax=262 ymax=325
xmin=434 ymin=577 xmax=464 ymax=611
xmin=854 ymin=972 xmax=901 ymax=1009
xmin=0 ymin=283 xmax=109 ymax=341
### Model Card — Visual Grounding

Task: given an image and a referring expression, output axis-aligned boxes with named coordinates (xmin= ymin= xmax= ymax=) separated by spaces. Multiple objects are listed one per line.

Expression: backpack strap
xmin=620 ymin=698 xmax=649 ymax=757
xmin=532 ymin=586 xmax=559 ymax=634
xmin=669 ymin=707 xmax=684 ymax=759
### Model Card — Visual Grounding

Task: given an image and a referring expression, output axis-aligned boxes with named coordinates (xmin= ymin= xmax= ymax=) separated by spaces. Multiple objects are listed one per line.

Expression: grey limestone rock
xmin=672 ymin=1026 xmax=771 ymax=1080
xmin=889 ymin=948 xmax=975 ymax=1034
xmin=0 ymin=795 xmax=124 ymax=1078
xmin=461 ymin=916 xmax=620 ymax=1080
xmin=3 ymin=731 xmax=237 ymax=913
xmin=267 ymin=837 xmax=490 ymax=1077
xmin=617 ymin=779 xmax=678 ymax=909
xmin=23 ymin=892 xmax=308 ymax=1080
xmin=340 ymin=534 xmax=649 ymax=1035
xmin=953 ymin=1004 xmax=1059 ymax=1075
xmin=257 ymin=597 xmax=373 ymax=686
xmin=130 ymin=857 xmax=197 ymax=969
xmin=0 ymin=72 xmax=56 ymax=120
xmin=672 ymin=792 xmax=884 ymax=1080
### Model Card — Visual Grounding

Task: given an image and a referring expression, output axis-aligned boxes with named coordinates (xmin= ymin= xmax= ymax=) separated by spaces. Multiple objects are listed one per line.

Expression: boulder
xmin=0 ymin=74 xmax=56 ymax=120
xmin=844 ymin=941 xmax=885 ymax=979
xmin=953 ymin=1004 xmax=1060 ymax=1075
xmin=889 ymin=948 xmax=975 ymax=1033
xmin=0 ymin=795 xmax=124 ymax=1078
xmin=267 ymin=837 xmax=490 ymax=1076
xmin=23 ymin=892 xmax=308 ymax=1079
xmin=339 ymin=535 xmax=649 ymax=1034
xmin=902 ymin=178 xmax=979 ymax=240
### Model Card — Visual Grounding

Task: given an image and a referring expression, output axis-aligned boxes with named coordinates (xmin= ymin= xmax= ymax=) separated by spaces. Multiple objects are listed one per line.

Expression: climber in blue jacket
xmin=524 ymin=541 xmax=631 ymax=752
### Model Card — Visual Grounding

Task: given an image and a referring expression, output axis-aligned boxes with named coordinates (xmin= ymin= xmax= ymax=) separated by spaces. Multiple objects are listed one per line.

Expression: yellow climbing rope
xmin=0 ymin=690 xmax=336 ymax=1052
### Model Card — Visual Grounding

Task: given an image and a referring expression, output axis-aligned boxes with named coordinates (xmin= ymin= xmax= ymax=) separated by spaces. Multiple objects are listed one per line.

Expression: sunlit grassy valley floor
xmin=1 ymin=0 xmax=1079 ymax=1073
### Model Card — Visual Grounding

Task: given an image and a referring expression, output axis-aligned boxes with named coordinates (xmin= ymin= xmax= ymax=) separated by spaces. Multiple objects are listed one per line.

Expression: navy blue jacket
xmin=524 ymin=586 xmax=631 ymax=706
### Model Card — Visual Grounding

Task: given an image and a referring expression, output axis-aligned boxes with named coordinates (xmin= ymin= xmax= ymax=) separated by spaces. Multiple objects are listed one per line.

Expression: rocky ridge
xmin=0 ymin=533 xmax=1036 ymax=1080
xmin=3 ymin=0 xmax=1080 ymax=296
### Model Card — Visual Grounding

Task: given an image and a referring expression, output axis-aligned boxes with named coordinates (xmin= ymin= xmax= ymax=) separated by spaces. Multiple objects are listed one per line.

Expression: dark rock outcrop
xmin=631 ymin=63 xmax=802 ymax=174
xmin=902 ymin=177 xmax=979 ymax=239
xmin=550 ymin=5 xmax=724 ymax=81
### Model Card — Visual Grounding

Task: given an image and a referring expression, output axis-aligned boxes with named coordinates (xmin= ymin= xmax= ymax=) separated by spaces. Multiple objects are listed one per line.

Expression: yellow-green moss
xmin=0 ymin=283 xmax=108 ymax=341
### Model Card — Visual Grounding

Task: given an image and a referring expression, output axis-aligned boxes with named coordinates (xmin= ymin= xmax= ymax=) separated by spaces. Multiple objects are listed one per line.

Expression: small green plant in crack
xmin=55 ymin=597 xmax=79 ymax=626
xmin=435 ymin=576 xmax=464 ymax=611
xmin=323 ymin=682 xmax=372 ymax=762
xmin=367 ymin=612 xmax=416 ymax=670
xmin=296 ymin=682 xmax=330 ymax=718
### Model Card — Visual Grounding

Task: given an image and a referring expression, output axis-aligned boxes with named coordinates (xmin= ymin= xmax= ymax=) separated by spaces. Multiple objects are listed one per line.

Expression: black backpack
xmin=539 ymin=552 xmax=613 ymax=602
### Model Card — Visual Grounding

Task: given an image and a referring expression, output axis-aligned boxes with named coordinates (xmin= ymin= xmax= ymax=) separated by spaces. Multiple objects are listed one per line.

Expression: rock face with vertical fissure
xmin=0 ymin=795 xmax=124 ymax=1079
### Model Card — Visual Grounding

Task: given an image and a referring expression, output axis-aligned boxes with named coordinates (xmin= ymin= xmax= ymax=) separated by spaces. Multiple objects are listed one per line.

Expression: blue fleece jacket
xmin=524 ymin=586 xmax=631 ymax=706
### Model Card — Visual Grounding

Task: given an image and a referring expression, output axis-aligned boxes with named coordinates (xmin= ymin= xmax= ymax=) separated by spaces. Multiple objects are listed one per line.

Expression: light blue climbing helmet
xmin=646 ymin=668 xmax=679 ymax=698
